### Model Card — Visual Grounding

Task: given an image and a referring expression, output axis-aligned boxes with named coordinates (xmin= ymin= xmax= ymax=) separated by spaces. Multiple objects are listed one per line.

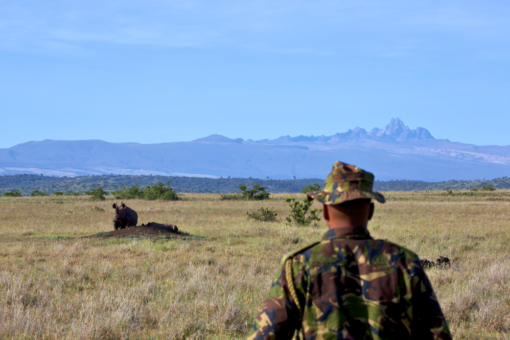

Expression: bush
xmin=301 ymin=182 xmax=321 ymax=194
xmin=144 ymin=182 xmax=179 ymax=200
xmin=86 ymin=187 xmax=108 ymax=201
xmin=444 ymin=186 xmax=453 ymax=195
xmin=64 ymin=192 xmax=82 ymax=196
xmin=220 ymin=192 xmax=244 ymax=200
xmin=53 ymin=191 xmax=63 ymax=196
xmin=221 ymin=184 xmax=270 ymax=200
xmin=112 ymin=184 xmax=145 ymax=199
xmin=3 ymin=190 xmax=22 ymax=197
xmin=481 ymin=183 xmax=496 ymax=191
xmin=111 ymin=182 xmax=179 ymax=200
xmin=240 ymin=184 xmax=270 ymax=200
xmin=31 ymin=189 xmax=48 ymax=196
xmin=247 ymin=207 xmax=278 ymax=222
xmin=285 ymin=197 xmax=321 ymax=226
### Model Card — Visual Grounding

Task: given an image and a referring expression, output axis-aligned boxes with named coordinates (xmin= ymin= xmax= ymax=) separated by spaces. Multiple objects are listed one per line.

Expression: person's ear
xmin=322 ymin=204 xmax=330 ymax=221
xmin=368 ymin=202 xmax=375 ymax=221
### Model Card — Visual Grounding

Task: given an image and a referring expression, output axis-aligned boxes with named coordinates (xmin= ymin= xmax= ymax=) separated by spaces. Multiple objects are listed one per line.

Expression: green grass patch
xmin=93 ymin=232 xmax=111 ymax=237
xmin=29 ymin=234 xmax=75 ymax=239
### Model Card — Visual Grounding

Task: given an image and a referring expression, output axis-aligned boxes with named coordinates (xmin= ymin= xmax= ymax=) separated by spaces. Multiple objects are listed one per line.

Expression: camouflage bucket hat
xmin=307 ymin=161 xmax=385 ymax=205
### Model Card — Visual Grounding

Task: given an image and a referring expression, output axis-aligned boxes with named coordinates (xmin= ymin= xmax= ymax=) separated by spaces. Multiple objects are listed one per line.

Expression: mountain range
xmin=1 ymin=118 xmax=509 ymax=181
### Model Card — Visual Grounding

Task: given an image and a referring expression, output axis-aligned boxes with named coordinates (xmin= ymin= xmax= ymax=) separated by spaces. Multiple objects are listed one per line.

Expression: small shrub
xmin=221 ymin=184 xmax=270 ymax=200
xmin=220 ymin=193 xmax=244 ymax=200
xmin=53 ymin=191 xmax=63 ymax=196
xmin=481 ymin=183 xmax=496 ymax=191
xmin=31 ymin=190 xmax=48 ymax=196
xmin=285 ymin=197 xmax=321 ymax=226
xmin=64 ymin=192 xmax=82 ymax=196
xmin=3 ymin=190 xmax=22 ymax=197
xmin=247 ymin=207 xmax=278 ymax=222
xmin=86 ymin=187 xmax=108 ymax=201
xmin=444 ymin=186 xmax=453 ymax=195
xmin=470 ymin=187 xmax=478 ymax=192
xmin=92 ymin=206 xmax=105 ymax=212
xmin=301 ymin=182 xmax=321 ymax=194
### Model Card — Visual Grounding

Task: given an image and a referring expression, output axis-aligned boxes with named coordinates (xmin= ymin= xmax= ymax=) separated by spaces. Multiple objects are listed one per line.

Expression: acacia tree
xmin=301 ymin=182 xmax=321 ymax=194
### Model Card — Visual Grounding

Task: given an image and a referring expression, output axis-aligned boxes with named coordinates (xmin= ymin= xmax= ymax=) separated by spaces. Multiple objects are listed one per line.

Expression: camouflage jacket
xmin=247 ymin=227 xmax=452 ymax=340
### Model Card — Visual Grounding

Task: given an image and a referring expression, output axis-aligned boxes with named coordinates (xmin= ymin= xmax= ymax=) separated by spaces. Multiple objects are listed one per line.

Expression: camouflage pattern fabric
xmin=247 ymin=227 xmax=452 ymax=340
xmin=307 ymin=161 xmax=386 ymax=205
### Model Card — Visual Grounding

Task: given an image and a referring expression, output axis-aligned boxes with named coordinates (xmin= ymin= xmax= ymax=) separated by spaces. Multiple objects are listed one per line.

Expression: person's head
xmin=307 ymin=161 xmax=384 ymax=229
xmin=322 ymin=199 xmax=374 ymax=229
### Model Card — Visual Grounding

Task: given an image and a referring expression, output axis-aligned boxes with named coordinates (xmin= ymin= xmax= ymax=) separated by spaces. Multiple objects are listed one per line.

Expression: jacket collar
xmin=322 ymin=226 xmax=372 ymax=241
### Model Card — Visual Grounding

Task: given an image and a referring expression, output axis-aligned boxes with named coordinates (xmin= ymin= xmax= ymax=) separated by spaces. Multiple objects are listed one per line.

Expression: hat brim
xmin=307 ymin=189 xmax=385 ymax=205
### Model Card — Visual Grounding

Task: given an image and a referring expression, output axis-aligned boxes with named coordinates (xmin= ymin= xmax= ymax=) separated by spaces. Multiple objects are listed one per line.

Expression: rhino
xmin=420 ymin=256 xmax=451 ymax=269
xmin=141 ymin=222 xmax=179 ymax=233
xmin=112 ymin=202 xmax=138 ymax=230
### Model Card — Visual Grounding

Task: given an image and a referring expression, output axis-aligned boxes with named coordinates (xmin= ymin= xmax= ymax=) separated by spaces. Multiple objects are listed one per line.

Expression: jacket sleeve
xmin=246 ymin=263 xmax=301 ymax=340
xmin=410 ymin=265 xmax=453 ymax=340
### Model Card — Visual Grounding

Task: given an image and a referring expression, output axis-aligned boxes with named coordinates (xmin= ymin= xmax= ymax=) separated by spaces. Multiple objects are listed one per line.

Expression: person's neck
xmin=326 ymin=220 xmax=368 ymax=230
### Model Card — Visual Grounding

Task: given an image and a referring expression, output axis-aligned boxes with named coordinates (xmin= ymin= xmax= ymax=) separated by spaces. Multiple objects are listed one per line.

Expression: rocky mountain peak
xmin=368 ymin=118 xmax=434 ymax=142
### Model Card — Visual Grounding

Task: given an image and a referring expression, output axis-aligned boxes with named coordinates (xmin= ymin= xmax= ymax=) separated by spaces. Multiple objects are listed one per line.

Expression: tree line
xmin=0 ymin=173 xmax=509 ymax=196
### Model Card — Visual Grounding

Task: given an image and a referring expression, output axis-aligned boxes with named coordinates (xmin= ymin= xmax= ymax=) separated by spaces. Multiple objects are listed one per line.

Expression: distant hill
xmin=0 ymin=118 xmax=509 ymax=181
xmin=1 ymin=174 xmax=509 ymax=196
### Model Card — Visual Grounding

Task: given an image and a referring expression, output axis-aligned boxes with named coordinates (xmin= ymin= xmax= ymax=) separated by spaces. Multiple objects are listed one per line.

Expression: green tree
xmin=285 ymin=197 xmax=321 ymax=226
xmin=238 ymin=184 xmax=270 ymax=200
xmin=112 ymin=183 xmax=145 ymax=199
xmin=3 ymin=190 xmax=22 ymax=197
xmin=31 ymin=189 xmax=48 ymax=196
xmin=86 ymin=187 xmax=108 ymax=201
xmin=143 ymin=182 xmax=179 ymax=200
xmin=220 ymin=183 xmax=270 ymax=200
xmin=301 ymin=182 xmax=321 ymax=194
xmin=481 ymin=183 xmax=496 ymax=191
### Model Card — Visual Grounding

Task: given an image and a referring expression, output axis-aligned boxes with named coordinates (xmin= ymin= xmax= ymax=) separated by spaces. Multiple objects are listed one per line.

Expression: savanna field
xmin=1 ymin=191 xmax=509 ymax=339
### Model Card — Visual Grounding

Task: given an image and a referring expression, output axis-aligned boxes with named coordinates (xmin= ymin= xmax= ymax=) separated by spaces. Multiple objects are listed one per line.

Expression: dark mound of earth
xmin=91 ymin=226 xmax=199 ymax=240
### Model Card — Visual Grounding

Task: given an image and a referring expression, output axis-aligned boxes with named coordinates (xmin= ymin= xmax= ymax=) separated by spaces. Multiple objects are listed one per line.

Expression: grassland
xmin=1 ymin=191 xmax=509 ymax=339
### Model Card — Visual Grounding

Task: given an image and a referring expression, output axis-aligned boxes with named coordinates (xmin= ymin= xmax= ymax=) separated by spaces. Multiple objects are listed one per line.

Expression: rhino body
xmin=420 ymin=256 xmax=451 ymax=269
xmin=112 ymin=202 xmax=138 ymax=230
xmin=142 ymin=222 xmax=178 ymax=233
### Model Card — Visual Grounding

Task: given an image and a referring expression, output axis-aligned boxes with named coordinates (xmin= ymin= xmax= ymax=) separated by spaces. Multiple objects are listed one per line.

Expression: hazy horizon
xmin=3 ymin=117 xmax=510 ymax=149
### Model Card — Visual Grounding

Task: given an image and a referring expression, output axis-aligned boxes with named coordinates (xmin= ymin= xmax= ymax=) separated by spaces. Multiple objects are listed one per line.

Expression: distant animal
xmin=142 ymin=222 xmax=179 ymax=233
xmin=435 ymin=256 xmax=451 ymax=267
xmin=112 ymin=202 xmax=138 ymax=230
xmin=420 ymin=259 xmax=435 ymax=269
xmin=420 ymin=256 xmax=451 ymax=269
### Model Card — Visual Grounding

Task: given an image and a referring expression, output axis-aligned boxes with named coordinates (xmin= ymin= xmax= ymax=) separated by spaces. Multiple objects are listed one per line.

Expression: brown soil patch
xmin=90 ymin=226 xmax=200 ymax=240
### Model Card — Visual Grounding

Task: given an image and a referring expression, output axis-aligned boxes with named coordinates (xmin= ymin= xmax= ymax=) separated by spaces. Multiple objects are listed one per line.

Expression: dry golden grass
xmin=0 ymin=191 xmax=509 ymax=339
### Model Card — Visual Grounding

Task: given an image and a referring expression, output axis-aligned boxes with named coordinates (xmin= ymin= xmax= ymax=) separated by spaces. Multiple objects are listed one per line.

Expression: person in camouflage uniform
xmin=247 ymin=161 xmax=452 ymax=340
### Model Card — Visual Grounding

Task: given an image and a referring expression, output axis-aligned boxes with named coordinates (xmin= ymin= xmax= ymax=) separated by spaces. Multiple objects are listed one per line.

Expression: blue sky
xmin=1 ymin=0 xmax=509 ymax=148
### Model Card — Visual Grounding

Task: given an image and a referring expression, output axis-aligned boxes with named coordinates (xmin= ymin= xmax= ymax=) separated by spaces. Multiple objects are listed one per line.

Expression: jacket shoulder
xmin=280 ymin=241 xmax=321 ymax=265
xmin=375 ymin=238 xmax=421 ymax=261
